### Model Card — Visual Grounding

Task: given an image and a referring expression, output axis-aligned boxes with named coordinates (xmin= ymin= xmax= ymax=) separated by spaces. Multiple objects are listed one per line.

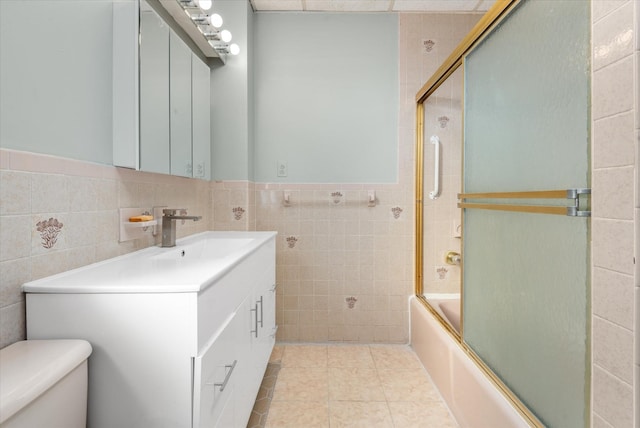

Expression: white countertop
xmin=22 ymin=231 xmax=277 ymax=294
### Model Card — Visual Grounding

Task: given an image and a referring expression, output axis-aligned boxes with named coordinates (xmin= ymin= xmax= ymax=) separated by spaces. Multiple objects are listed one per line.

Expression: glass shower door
xmin=462 ymin=0 xmax=590 ymax=427
xmin=420 ymin=67 xmax=464 ymax=335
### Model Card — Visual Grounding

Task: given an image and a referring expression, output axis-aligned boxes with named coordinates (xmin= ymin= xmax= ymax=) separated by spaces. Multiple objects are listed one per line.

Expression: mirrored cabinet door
xmin=169 ymin=33 xmax=193 ymax=177
xmin=114 ymin=0 xmax=211 ymax=179
xmin=192 ymin=55 xmax=211 ymax=180
xmin=139 ymin=5 xmax=170 ymax=175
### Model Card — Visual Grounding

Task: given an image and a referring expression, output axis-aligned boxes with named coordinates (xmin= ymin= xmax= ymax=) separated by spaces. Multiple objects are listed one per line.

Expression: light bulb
xmin=220 ymin=30 xmax=232 ymax=43
xmin=208 ymin=13 xmax=223 ymax=28
xmin=229 ymin=43 xmax=240 ymax=56
xmin=196 ymin=0 xmax=212 ymax=11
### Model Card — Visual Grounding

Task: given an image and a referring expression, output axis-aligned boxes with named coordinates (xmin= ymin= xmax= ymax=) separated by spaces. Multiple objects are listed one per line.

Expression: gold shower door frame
xmin=413 ymin=1 xmax=546 ymax=426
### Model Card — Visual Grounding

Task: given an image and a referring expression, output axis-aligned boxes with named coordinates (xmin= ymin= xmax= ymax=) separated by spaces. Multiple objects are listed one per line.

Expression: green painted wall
xmin=210 ymin=0 xmax=254 ymax=181
xmin=251 ymin=12 xmax=399 ymax=183
xmin=1 ymin=0 xmax=113 ymax=165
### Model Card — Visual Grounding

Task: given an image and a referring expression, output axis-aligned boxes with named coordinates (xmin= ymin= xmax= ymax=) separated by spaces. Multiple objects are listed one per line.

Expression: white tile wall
xmin=254 ymin=184 xmax=414 ymax=343
xmin=591 ymin=0 xmax=638 ymax=426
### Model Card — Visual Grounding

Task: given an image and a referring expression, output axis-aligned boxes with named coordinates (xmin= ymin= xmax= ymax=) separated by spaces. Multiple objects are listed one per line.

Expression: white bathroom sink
xmin=22 ymin=231 xmax=276 ymax=294
xmin=152 ymin=238 xmax=255 ymax=261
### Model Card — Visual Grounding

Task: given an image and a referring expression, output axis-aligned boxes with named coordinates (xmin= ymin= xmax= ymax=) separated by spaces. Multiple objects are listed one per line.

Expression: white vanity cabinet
xmin=23 ymin=232 xmax=276 ymax=428
xmin=234 ymin=272 xmax=277 ymax=423
xmin=194 ymin=247 xmax=276 ymax=427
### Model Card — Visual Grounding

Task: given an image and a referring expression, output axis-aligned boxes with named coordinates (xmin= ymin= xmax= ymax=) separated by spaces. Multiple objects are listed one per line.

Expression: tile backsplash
xmin=0 ymin=149 xmax=211 ymax=348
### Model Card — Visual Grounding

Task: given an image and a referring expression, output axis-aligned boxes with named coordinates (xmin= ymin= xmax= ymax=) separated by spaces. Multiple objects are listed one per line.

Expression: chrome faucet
xmin=161 ymin=209 xmax=202 ymax=247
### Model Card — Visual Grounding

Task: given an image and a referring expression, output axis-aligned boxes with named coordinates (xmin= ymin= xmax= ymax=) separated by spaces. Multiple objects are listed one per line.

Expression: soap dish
xmin=124 ymin=220 xmax=157 ymax=228
xmin=119 ymin=208 xmax=158 ymax=242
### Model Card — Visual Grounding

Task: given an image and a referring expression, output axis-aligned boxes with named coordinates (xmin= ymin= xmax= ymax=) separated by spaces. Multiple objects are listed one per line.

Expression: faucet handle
xmin=163 ymin=208 xmax=185 ymax=216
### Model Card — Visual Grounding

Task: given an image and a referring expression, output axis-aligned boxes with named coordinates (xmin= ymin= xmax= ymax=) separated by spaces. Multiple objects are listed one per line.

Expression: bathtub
xmin=423 ymin=293 xmax=461 ymax=334
xmin=410 ymin=297 xmax=530 ymax=428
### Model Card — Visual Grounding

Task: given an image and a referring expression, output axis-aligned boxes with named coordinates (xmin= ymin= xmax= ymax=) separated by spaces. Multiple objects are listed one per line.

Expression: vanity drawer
xmin=193 ymin=311 xmax=239 ymax=428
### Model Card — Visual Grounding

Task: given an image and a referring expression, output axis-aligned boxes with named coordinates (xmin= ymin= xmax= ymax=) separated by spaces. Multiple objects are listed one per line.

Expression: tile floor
xmin=248 ymin=344 xmax=458 ymax=428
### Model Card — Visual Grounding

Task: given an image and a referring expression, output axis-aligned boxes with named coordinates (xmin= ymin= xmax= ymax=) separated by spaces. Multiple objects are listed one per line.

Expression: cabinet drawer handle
xmin=250 ymin=304 xmax=258 ymax=337
xmin=258 ymin=296 xmax=264 ymax=328
xmin=212 ymin=360 xmax=237 ymax=392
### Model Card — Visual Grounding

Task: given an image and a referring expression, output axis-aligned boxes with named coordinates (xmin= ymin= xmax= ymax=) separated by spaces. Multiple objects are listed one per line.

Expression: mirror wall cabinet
xmin=114 ymin=0 xmax=211 ymax=180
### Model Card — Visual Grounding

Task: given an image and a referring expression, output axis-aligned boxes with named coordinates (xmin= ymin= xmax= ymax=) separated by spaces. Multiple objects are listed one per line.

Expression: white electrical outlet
xmin=195 ymin=162 xmax=205 ymax=178
xmin=277 ymin=160 xmax=288 ymax=177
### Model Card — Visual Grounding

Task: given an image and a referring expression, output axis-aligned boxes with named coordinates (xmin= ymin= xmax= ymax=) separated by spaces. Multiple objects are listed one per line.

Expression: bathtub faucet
xmin=161 ymin=209 xmax=202 ymax=247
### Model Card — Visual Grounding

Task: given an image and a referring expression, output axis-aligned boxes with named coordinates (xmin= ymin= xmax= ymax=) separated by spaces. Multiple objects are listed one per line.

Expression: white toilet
xmin=0 ymin=340 xmax=92 ymax=428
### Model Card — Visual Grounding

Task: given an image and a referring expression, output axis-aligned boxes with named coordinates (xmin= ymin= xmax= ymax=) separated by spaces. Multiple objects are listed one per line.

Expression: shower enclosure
xmin=415 ymin=1 xmax=590 ymax=427
xmin=417 ymin=66 xmax=464 ymax=335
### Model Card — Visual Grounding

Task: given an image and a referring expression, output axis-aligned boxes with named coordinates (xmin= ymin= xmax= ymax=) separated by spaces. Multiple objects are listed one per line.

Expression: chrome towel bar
xmin=458 ymin=188 xmax=591 ymax=217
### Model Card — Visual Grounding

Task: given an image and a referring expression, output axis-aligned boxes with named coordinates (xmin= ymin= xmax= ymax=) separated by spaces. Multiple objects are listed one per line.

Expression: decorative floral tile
xmin=345 ymin=296 xmax=357 ymax=309
xmin=438 ymin=116 xmax=449 ymax=128
xmin=286 ymin=236 xmax=298 ymax=248
xmin=422 ymin=39 xmax=435 ymax=53
xmin=35 ymin=217 xmax=63 ymax=249
xmin=233 ymin=207 xmax=245 ymax=220
xmin=391 ymin=207 xmax=403 ymax=219
xmin=331 ymin=192 xmax=343 ymax=205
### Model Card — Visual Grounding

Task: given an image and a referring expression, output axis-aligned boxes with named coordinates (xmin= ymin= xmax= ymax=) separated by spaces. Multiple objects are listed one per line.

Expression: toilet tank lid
xmin=0 ymin=340 xmax=92 ymax=424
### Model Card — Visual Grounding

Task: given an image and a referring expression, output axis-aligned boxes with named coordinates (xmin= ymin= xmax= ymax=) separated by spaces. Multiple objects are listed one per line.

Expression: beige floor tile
xmin=328 ymin=345 xmax=375 ymax=368
xmin=272 ymin=367 xmax=328 ymax=402
xmin=281 ymin=344 xmax=328 ymax=367
xmin=370 ymin=345 xmax=423 ymax=370
xmin=258 ymin=345 xmax=459 ymax=428
xmin=329 ymin=401 xmax=394 ymax=428
xmin=378 ymin=369 xmax=441 ymax=402
xmin=328 ymin=368 xmax=386 ymax=401
xmin=388 ymin=401 xmax=458 ymax=428
xmin=265 ymin=401 xmax=329 ymax=428
xmin=269 ymin=345 xmax=285 ymax=363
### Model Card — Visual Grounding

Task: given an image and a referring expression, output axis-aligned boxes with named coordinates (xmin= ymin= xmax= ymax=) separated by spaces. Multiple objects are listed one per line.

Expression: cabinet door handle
xmin=258 ymin=296 xmax=264 ymax=329
xmin=250 ymin=304 xmax=258 ymax=338
xmin=270 ymin=284 xmax=277 ymax=292
xmin=211 ymin=360 xmax=237 ymax=392
xmin=270 ymin=325 xmax=279 ymax=339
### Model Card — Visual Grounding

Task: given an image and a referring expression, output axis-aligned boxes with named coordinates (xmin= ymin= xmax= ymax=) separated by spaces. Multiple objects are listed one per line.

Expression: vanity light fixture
xmin=178 ymin=0 xmax=197 ymax=8
xmin=195 ymin=0 xmax=212 ymax=11
xmin=203 ymin=29 xmax=231 ymax=42
xmin=172 ymin=0 xmax=239 ymax=59
xmin=220 ymin=29 xmax=232 ymax=43
xmin=208 ymin=13 xmax=223 ymax=28
xmin=179 ymin=0 xmax=212 ymax=13
xmin=189 ymin=13 xmax=222 ymax=28
xmin=213 ymin=43 xmax=240 ymax=56
xmin=202 ymin=31 xmax=221 ymax=40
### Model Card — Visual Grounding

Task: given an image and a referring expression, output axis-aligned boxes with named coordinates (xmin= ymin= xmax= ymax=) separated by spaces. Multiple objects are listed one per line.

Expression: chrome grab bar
xmin=428 ymin=135 xmax=441 ymax=200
